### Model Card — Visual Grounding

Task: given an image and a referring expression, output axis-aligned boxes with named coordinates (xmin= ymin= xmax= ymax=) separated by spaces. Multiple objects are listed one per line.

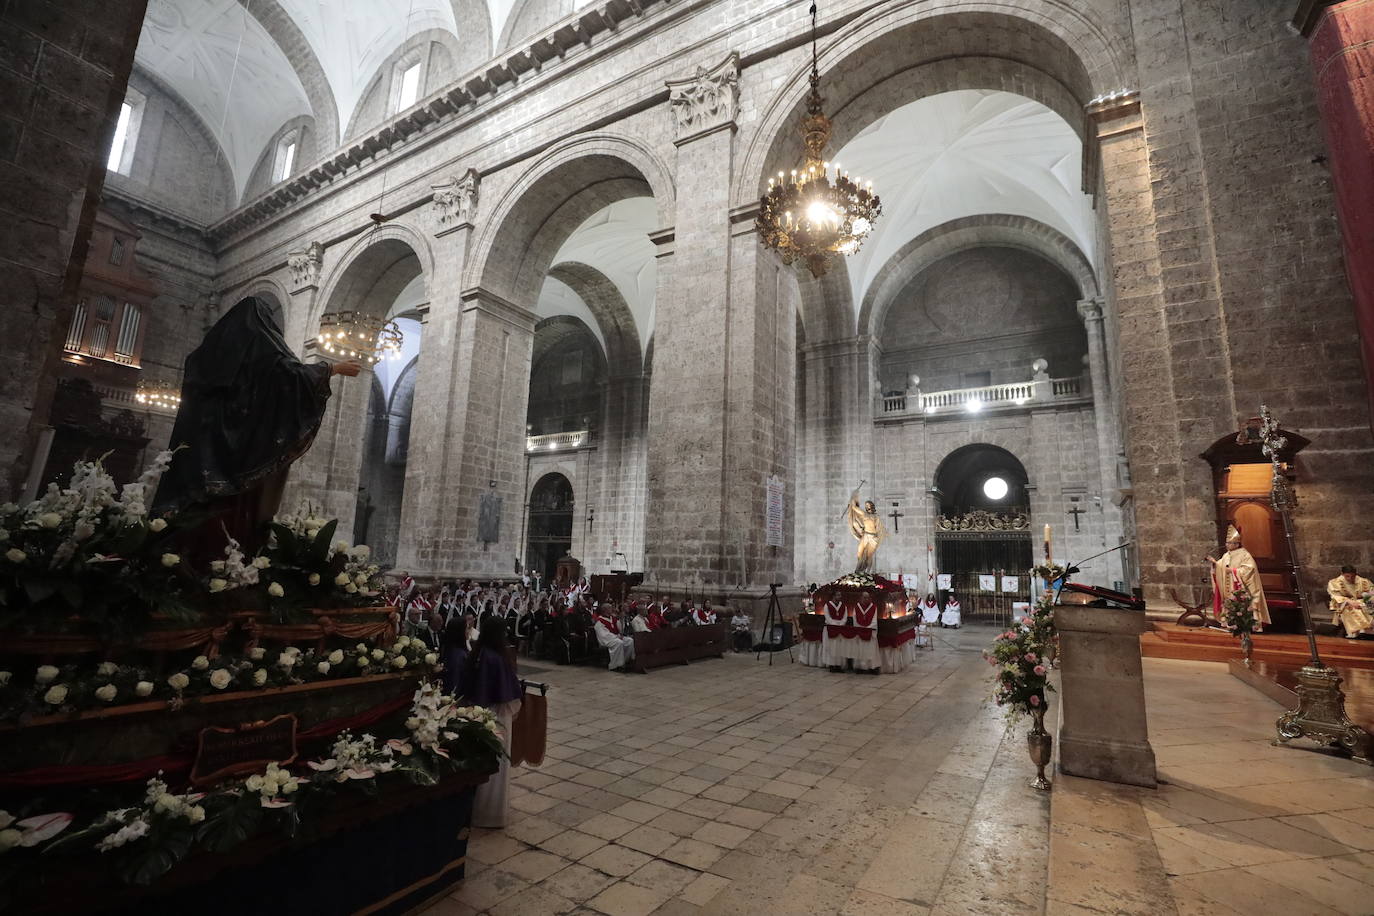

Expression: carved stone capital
xmin=667 ymin=53 xmax=739 ymax=144
xmin=433 ymin=168 xmax=480 ymax=236
xmin=1077 ymin=297 xmax=1105 ymax=322
xmin=287 ymin=241 xmax=323 ymax=292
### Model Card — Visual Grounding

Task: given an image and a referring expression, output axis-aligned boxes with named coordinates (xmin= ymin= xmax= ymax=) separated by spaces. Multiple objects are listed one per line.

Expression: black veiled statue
xmin=154 ymin=297 xmax=359 ymax=555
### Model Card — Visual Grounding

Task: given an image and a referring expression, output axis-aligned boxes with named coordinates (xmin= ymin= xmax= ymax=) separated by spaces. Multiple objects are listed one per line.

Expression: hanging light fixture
xmin=135 ymin=378 xmax=182 ymax=411
xmin=316 ymin=311 xmax=404 ymax=364
xmin=757 ymin=1 xmax=881 ymax=277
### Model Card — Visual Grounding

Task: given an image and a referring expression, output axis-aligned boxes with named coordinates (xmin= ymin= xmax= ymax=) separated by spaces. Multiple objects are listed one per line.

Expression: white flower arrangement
xmin=245 ymin=762 xmax=304 ymax=807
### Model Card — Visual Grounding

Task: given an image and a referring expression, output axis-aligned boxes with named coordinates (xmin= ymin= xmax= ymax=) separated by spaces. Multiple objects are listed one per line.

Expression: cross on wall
xmin=888 ymin=502 xmax=903 ymax=533
xmin=1067 ymin=505 xmax=1086 ymax=531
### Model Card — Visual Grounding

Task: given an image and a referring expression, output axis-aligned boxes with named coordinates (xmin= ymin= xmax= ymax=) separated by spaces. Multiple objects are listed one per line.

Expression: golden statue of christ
xmin=846 ymin=484 xmax=887 ymax=573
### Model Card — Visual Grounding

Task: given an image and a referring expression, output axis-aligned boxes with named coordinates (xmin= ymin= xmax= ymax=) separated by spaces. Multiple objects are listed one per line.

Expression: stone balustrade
xmin=878 ymin=375 xmax=1086 ymax=419
xmin=525 ymin=429 xmax=592 ymax=452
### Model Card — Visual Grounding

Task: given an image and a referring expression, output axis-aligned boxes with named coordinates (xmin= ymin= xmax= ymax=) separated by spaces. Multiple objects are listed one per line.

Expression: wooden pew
xmin=630 ymin=623 xmax=728 ymax=672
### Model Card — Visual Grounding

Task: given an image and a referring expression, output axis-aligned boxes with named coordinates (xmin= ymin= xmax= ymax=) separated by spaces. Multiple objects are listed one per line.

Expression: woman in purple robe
xmin=444 ymin=615 xmax=521 ymax=827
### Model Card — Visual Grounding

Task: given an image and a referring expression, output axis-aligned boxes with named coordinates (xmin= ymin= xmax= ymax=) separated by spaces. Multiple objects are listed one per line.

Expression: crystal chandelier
xmin=756 ymin=1 xmax=881 ymax=278
xmin=317 ymin=311 xmax=404 ymax=364
xmin=135 ymin=378 xmax=181 ymax=411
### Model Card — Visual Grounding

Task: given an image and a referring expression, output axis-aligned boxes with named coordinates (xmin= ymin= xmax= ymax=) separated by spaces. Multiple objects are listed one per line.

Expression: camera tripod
xmin=754 ymin=583 xmax=794 ymax=666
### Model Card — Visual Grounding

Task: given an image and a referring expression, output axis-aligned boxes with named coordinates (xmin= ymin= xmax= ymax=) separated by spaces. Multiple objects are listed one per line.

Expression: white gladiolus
xmin=167 ymin=673 xmax=190 ymax=691
xmin=35 ymin=665 xmax=59 ymax=685
xmin=135 ymin=681 xmax=153 ymax=697
xmin=191 ymin=655 xmax=209 ymax=671
xmin=209 ymin=669 xmax=232 ymax=690
xmin=5 ymin=549 xmax=25 ymax=564
xmin=94 ymin=684 xmax=117 ymax=703
xmin=43 ymin=685 xmax=68 ymax=705
xmin=267 ymin=582 xmax=285 ymax=598
xmin=160 ymin=553 xmax=179 ymax=568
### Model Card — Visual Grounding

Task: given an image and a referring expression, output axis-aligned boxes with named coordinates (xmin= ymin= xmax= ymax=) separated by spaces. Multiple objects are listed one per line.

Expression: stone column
xmin=1295 ymin=0 xmax=1374 ymax=421
xmin=395 ymin=170 xmax=536 ymax=581
xmin=3 ymin=1 xmax=150 ymax=494
xmin=1056 ymin=603 xmax=1157 ymax=787
xmin=1079 ymin=298 xmax=1126 ymax=582
xmin=649 ymin=52 xmax=800 ymax=588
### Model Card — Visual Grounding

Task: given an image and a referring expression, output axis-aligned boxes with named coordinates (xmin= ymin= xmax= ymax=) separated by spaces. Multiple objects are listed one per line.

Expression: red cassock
xmin=646 ymin=609 xmax=665 ymax=631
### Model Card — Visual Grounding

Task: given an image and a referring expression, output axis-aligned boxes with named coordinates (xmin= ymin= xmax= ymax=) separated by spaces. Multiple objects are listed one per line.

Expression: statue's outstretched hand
xmin=332 ymin=359 xmax=363 ymax=377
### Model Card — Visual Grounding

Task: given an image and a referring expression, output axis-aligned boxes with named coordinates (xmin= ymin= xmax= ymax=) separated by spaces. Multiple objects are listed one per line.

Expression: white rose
xmin=209 ymin=669 xmax=232 ymax=690
xmin=149 ymin=518 xmax=167 ymax=532
xmin=308 ymin=573 xmax=321 ymax=586
xmin=267 ymin=582 xmax=285 ymax=598
xmin=191 ymin=655 xmax=209 ymax=671
xmin=0 ymin=671 xmax=10 ymax=687
xmin=391 ymin=656 xmax=408 ymax=670
xmin=5 ymin=549 xmax=26 ymax=564
xmin=253 ymin=556 xmax=271 ymax=569
xmin=371 ymin=649 xmax=385 ymax=661
xmin=160 ymin=553 xmax=179 ymax=568
xmin=252 ymin=669 xmax=267 ymax=686
xmin=334 ymin=572 xmax=350 ymax=586
xmin=357 ymin=657 xmax=370 ymax=669
xmin=249 ymin=647 xmax=266 ymax=661
xmin=424 ymin=653 xmax=438 ymax=666
xmin=34 ymin=665 xmax=59 ymax=685
xmin=134 ymin=681 xmax=153 ymax=697
xmin=167 ymin=673 xmax=190 ymax=691
xmin=356 ymin=643 xmax=368 ymax=653
xmin=94 ymin=684 xmax=117 ymax=703
xmin=245 ymin=775 xmax=264 ymax=792
xmin=0 ymin=828 xmax=21 ymax=851
xmin=284 ymin=647 xmax=301 ymax=658
xmin=208 ymin=578 xmax=228 ymax=593
xmin=210 ymin=560 xmax=225 ymax=573
xmin=187 ymin=805 xmax=205 ymax=823
xmin=37 ymin=512 xmax=62 ymax=529
xmin=327 ymin=650 xmax=344 ymax=665
xmin=281 ymin=780 xmax=298 ymax=795
xmin=353 ymin=573 xmax=367 ymax=586
xmin=316 ymin=661 xmax=330 ymax=675
xmin=345 ymin=583 xmax=358 ymax=594
xmin=43 ymin=684 xmax=68 ymax=705
xmin=395 ymin=637 xmax=411 ymax=650
xmin=96 ymin=662 xmax=118 ymax=677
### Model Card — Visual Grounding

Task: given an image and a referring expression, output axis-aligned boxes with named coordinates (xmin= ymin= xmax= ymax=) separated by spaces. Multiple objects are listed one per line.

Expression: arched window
xmin=106 ymin=88 xmax=146 ymax=175
xmin=272 ymin=130 xmax=299 ymax=184
xmin=391 ymin=56 xmax=424 ymax=114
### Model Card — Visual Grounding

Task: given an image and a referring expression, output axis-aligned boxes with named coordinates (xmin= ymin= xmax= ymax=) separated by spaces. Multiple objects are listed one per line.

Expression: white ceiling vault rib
xmin=836 ymin=90 xmax=1096 ymax=315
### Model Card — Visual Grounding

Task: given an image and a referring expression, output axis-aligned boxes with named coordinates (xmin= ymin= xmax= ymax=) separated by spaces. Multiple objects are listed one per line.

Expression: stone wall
xmin=0 ymin=0 xmax=148 ymax=494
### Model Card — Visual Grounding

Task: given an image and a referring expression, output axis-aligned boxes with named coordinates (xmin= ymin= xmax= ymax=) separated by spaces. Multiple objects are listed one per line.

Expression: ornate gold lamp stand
xmin=1253 ymin=407 xmax=1374 ymax=764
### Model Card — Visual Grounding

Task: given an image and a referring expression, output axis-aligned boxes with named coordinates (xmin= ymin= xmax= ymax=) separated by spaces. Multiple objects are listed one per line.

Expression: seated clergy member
xmin=941 ymin=595 xmax=962 ymax=628
xmin=593 ymin=602 xmax=637 ymax=671
xmin=921 ymin=593 xmax=941 ymax=625
xmin=692 ymin=603 xmax=717 ymax=625
xmin=1328 ymin=565 xmax=1374 ymax=639
xmin=645 ymin=601 xmax=665 ymax=631
xmin=629 ymin=606 xmax=652 ymax=633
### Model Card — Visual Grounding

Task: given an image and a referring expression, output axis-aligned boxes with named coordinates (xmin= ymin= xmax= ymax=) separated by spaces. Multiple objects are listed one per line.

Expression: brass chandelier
xmin=317 ymin=311 xmax=404 ymax=364
xmin=134 ymin=378 xmax=181 ymax=411
xmin=757 ymin=1 xmax=881 ymax=277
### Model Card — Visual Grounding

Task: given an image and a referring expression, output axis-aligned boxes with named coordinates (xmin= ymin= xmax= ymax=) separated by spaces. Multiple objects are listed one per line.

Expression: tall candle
xmin=1044 ymin=524 xmax=1052 ymax=546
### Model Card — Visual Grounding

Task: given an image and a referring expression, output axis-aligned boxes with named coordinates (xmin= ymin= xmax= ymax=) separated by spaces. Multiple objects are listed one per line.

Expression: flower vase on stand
xmin=1240 ymin=631 xmax=1253 ymax=668
xmin=1027 ymin=704 xmax=1052 ymax=790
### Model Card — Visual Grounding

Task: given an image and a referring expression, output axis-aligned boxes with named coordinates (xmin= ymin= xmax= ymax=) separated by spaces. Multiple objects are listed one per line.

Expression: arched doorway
xmin=527 ymin=473 xmax=574 ymax=581
xmin=933 ymin=444 xmax=1033 ymax=622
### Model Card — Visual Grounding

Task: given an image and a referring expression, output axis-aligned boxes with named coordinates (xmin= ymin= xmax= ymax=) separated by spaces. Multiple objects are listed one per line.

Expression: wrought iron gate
xmin=934 ymin=510 xmax=1034 ymax=626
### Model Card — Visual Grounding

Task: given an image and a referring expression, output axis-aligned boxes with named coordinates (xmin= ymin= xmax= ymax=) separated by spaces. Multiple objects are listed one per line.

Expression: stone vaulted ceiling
xmin=135 ymin=0 xmax=532 ymax=203
xmin=834 ymin=89 xmax=1095 ymax=318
